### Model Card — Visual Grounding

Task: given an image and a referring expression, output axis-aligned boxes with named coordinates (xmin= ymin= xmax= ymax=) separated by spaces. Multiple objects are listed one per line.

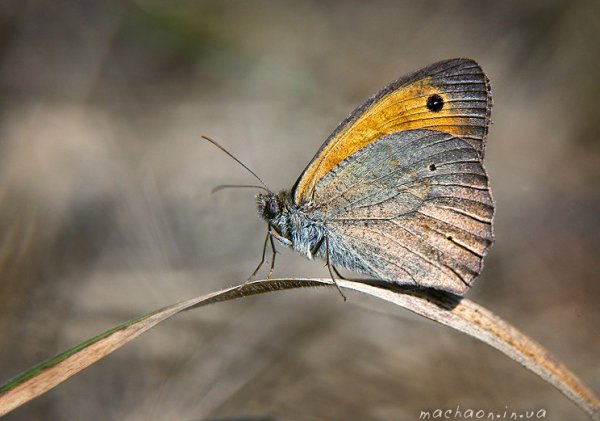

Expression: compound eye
xmin=265 ymin=198 xmax=279 ymax=219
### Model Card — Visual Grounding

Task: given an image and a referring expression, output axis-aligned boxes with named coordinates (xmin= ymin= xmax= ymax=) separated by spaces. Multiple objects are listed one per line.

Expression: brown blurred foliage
xmin=0 ymin=1 xmax=599 ymax=420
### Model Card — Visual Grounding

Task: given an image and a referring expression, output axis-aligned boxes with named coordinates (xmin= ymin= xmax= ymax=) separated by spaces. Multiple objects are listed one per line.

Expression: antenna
xmin=201 ymin=135 xmax=270 ymax=191
xmin=211 ymin=184 xmax=270 ymax=194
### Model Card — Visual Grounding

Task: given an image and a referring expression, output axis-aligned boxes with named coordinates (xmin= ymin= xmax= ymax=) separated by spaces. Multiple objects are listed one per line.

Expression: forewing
xmin=293 ymin=58 xmax=492 ymax=205
xmin=316 ymin=129 xmax=494 ymax=296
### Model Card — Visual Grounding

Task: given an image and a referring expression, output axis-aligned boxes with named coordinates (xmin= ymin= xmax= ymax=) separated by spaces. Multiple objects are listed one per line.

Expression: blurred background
xmin=1 ymin=1 xmax=599 ymax=420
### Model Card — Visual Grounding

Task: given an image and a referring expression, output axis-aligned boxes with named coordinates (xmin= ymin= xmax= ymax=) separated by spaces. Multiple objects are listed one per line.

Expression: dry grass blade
xmin=0 ymin=278 xmax=598 ymax=419
xmin=337 ymin=279 xmax=600 ymax=420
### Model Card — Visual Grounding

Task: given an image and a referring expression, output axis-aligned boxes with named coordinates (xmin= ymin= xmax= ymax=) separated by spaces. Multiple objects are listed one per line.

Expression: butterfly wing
xmin=292 ymin=58 xmax=492 ymax=205
xmin=315 ymin=129 xmax=494 ymax=296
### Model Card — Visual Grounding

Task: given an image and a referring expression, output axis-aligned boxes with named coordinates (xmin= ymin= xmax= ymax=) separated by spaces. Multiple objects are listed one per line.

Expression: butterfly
xmin=207 ymin=58 xmax=494 ymax=298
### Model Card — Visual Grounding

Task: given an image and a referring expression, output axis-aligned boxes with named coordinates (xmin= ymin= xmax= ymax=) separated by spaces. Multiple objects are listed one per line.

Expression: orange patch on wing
xmin=293 ymin=77 xmax=478 ymax=204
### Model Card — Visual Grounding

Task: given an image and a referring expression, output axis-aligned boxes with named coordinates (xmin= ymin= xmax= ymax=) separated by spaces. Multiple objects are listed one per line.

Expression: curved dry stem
xmin=0 ymin=278 xmax=598 ymax=419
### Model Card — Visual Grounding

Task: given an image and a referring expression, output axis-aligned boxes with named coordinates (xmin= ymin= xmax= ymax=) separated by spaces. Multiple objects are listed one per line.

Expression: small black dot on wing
xmin=426 ymin=94 xmax=444 ymax=112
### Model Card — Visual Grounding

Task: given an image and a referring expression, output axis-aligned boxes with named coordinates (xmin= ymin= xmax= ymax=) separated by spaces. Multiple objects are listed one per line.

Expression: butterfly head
xmin=256 ymin=190 xmax=291 ymax=222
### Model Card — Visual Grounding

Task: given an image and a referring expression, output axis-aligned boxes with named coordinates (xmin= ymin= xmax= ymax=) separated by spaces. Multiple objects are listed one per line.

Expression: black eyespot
xmin=429 ymin=163 xmax=437 ymax=171
xmin=426 ymin=94 xmax=444 ymax=112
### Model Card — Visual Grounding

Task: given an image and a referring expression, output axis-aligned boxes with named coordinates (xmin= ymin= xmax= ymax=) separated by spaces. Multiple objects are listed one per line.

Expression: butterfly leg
xmin=310 ymin=236 xmax=325 ymax=259
xmin=310 ymin=233 xmax=346 ymax=281
xmin=267 ymin=233 xmax=277 ymax=279
xmin=332 ymin=265 xmax=348 ymax=280
xmin=325 ymin=235 xmax=347 ymax=301
xmin=318 ymin=230 xmax=349 ymax=282
xmin=247 ymin=229 xmax=270 ymax=281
